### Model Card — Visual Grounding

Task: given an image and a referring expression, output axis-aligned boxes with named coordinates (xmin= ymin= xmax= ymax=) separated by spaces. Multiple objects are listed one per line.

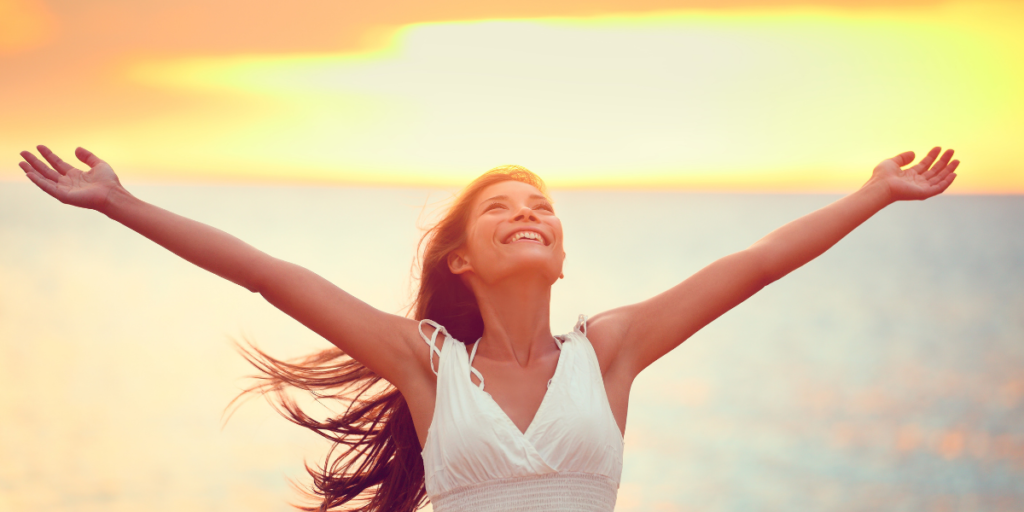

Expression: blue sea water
xmin=0 ymin=182 xmax=1021 ymax=511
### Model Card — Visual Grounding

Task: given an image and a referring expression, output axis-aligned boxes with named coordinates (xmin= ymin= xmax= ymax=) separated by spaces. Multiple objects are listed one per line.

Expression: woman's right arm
xmin=19 ymin=146 xmax=430 ymax=388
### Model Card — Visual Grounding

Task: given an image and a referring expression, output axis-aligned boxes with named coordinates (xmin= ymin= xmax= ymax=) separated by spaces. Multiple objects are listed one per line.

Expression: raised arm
xmin=18 ymin=146 xmax=428 ymax=388
xmin=591 ymin=147 xmax=960 ymax=379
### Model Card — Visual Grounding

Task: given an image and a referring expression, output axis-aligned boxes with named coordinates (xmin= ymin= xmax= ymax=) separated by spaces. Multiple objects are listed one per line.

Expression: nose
xmin=512 ymin=205 xmax=538 ymax=223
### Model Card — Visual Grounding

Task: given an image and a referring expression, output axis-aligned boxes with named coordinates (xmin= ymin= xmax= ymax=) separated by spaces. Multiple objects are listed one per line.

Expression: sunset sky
xmin=1 ymin=0 xmax=1021 ymax=191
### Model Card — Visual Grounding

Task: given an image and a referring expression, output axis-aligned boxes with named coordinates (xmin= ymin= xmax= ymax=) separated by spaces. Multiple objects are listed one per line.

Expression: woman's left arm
xmin=592 ymin=147 xmax=959 ymax=378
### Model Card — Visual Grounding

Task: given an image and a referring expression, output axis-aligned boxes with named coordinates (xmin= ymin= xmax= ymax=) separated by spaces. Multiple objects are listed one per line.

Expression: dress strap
xmin=467 ymin=340 xmax=486 ymax=391
xmin=418 ymin=319 xmax=446 ymax=375
xmin=574 ymin=314 xmax=589 ymax=336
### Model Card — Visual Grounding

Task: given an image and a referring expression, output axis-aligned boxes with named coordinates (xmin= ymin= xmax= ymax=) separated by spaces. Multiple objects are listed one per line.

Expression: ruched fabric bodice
xmin=419 ymin=316 xmax=624 ymax=512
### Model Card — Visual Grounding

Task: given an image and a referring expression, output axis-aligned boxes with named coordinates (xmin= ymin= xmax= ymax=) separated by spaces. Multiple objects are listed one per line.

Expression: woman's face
xmin=449 ymin=180 xmax=565 ymax=286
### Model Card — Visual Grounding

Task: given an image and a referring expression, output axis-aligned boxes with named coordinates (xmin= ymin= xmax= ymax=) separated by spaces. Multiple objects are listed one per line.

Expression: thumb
xmin=890 ymin=151 xmax=915 ymax=168
xmin=75 ymin=147 xmax=104 ymax=168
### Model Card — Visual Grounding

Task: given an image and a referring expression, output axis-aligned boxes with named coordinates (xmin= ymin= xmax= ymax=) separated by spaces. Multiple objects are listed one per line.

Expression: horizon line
xmin=1 ymin=173 xmax=1018 ymax=196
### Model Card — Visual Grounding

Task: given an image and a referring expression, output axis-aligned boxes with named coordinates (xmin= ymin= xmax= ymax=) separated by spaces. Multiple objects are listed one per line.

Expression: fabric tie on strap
xmin=420 ymin=314 xmax=624 ymax=512
xmin=419 ymin=319 xmax=447 ymax=375
xmin=467 ymin=340 xmax=486 ymax=391
xmin=575 ymin=314 xmax=589 ymax=336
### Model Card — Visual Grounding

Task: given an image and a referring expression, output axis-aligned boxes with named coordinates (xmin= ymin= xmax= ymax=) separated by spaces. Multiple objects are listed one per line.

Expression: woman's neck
xmin=472 ymin=276 xmax=555 ymax=368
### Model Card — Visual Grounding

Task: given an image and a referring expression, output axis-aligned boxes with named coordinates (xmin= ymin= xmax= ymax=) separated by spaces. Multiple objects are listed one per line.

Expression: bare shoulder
xmin=584 ymin=308 xmax=637 ymax=434
xmin=581 ymin=308 xmax=634 ymax=378
xmin=389 ymin=317 xmax=449 ymax=447
xmin=389 ymin=316 xmax=448 ymax=390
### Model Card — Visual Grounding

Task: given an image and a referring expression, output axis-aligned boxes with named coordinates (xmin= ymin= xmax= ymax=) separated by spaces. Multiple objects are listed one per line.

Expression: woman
xmin=18 ymin=145 xmax=958 ymax=511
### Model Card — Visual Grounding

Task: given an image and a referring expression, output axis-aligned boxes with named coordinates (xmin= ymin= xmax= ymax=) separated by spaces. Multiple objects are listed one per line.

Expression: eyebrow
xmin=481 ymin=194 xmax=550 ymax=204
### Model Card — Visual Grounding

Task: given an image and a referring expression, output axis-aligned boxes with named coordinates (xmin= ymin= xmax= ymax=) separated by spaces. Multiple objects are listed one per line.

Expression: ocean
xmin=1 ymin=182 xmax=1021 ymax=511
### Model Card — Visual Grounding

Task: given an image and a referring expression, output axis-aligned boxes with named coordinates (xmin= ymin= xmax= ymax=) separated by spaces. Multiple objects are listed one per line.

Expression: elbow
xmin=757 ymin=273 xmax=777 ymax=291
xmin=247 ymin=267 xmax=274 ymax=295
xmin=749 ymin=270 xmax=774 ymax=295
xmin=743 ymin=246 xmax=781 ymax=289
xmin=230 ymin=273 xmax=261 ymax=294
xmin=758 ymin=265 xmax=782 ymax=288
xmin=241 ymin=254 xmax=277 ymax=294
xmin=244 ymin=280 xmax=261 ymax=294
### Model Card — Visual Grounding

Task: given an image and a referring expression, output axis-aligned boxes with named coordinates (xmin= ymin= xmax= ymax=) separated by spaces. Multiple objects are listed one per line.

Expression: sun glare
xmin=6 ymin=2 xmax=1022 ymax=191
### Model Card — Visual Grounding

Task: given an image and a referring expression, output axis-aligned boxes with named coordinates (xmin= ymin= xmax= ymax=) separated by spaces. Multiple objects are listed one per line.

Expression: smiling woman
xmin=17 ymin=143 xmax=958 ymax=511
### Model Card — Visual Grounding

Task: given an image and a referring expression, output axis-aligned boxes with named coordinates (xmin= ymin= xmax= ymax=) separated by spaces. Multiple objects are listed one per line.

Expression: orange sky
xmin=1 ymin=0 xmax=1021 ymax=191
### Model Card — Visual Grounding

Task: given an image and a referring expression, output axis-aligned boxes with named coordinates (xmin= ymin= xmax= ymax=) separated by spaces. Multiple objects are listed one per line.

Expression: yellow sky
xmin=1 ymin=0 xmax=1021 ymax=191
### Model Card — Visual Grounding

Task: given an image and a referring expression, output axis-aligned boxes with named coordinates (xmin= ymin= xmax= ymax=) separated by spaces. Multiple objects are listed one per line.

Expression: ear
xmin=447 ymin=250 xmax=473 ymax=275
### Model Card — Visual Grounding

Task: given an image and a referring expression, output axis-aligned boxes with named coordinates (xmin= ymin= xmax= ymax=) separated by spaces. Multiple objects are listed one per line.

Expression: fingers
xmin=75 ymin=147 xmax=104 ymax=168
xmin=910 ymin=147 xmax=942 ymax=173
xmin=22 ymin=165 xmax=64 ymax=201
xmin=891 ymin=151 xmax=916 ymax=167
xmin=929 ymin=158 xmax=960 ymax=184
xmin=922 ymin=149 xmax=955 ymax=180
xmin=931 ymin=171 xmax=957 ymax=196
xmin=20 ymin=150 xmax=62 ymax=182
xmin=37 ymin=145 xmax=75 ymax=175
xmin=921 ymin=162 xmax=958 ymax=198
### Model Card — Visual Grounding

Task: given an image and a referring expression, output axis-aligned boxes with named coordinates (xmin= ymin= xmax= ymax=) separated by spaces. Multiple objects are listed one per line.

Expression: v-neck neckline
xmin=467 ymin=336 xmax=568 ymax=438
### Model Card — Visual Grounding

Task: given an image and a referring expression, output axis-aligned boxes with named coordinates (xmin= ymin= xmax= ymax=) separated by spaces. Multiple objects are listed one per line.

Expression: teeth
xmin=507 ymin=231 xmax=543 ymax=243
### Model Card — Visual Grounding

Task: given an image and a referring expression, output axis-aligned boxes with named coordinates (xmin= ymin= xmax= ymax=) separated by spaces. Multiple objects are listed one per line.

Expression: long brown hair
xmin=234 ymin=165 xmax=547 ymax=511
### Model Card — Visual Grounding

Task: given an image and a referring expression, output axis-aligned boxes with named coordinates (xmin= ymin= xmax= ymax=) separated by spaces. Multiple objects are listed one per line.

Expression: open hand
xmin=871 ymin=147 xmax=959 ymax=202
xmin=19 ymin=145 xmax=123 ymax=211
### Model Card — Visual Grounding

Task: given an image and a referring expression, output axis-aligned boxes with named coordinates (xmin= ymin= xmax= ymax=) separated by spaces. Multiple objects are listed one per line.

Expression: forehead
xmin=475 ymin=180 xmax=548 ymax=205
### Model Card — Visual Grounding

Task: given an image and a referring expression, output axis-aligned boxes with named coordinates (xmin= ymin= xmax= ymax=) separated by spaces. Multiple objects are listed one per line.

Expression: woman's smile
xmin=503 ymin=229 xmax=548 ymax=245
xmin=449 ymin=179 xmax=565 ymax=285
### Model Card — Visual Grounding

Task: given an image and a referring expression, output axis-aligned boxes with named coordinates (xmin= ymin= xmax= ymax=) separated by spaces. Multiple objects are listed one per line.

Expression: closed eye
xmin=484 ymin=202 xmax=508 ymax=212
xmin=534 ymin=203 xmax=554 ymax=212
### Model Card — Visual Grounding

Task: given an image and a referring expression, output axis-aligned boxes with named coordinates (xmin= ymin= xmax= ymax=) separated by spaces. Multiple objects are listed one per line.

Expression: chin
xmin=511 ymin=261 xmax=563 ymax=284
xmin=487 ymin=257 xmax=562 ymax=285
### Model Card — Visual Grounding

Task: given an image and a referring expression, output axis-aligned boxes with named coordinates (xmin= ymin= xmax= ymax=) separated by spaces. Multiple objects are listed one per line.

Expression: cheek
xmin=550 ymin=221 xmax=565 ymax=250
xmin=465 ymin=221 xmax=497 ymax=256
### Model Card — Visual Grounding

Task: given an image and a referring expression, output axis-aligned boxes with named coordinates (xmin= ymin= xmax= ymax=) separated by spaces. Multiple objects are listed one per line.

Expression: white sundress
xmin=418 ymin=315 xmax=625 ymax=512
